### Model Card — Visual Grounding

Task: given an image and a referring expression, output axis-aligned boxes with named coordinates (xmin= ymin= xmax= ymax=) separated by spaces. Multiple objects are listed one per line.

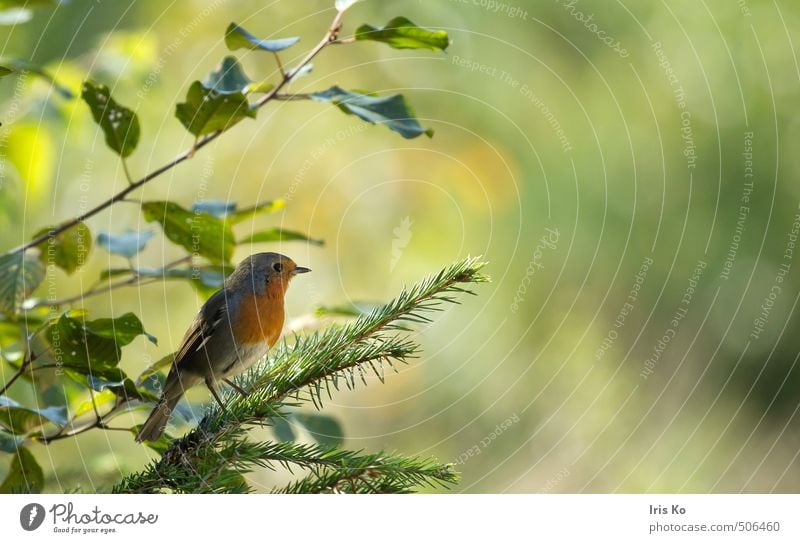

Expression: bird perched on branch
xmin=135 ymin=252 xmax=311 ymax=442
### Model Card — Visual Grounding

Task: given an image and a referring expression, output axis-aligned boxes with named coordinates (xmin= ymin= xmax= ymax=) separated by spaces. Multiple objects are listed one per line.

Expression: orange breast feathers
xmin=232 ymin=283 xmax=287 ymax=347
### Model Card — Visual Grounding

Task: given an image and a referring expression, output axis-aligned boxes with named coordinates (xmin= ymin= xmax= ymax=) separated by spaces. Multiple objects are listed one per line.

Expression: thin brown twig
xmin=37 ymin=393 xmax=135 ymax=443
xmin=0 ymin=348 xmax=40 ymax=396
xmin=38 ymin=416 xmax=105 ymax=444
xmin=273 ymin=93 xmax=313 ymax=101
xmin=272 ymin=53 xmax=286 ymax=79
xmin=0 ymin=360 xmax=28 ymax=396
xmin=29 ymin=255 xmax=191 ymax=309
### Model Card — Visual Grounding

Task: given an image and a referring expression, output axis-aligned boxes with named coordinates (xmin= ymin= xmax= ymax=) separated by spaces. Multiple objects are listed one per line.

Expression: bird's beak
xmin=293 ymin=266 xmax=311 ymax=275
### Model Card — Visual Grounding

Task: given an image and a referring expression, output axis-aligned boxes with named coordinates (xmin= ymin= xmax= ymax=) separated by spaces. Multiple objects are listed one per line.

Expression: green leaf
xmin=225 ymin=23 xmax=299 ymax=53
xmin=0 ymin=447 xmax=44 ymax=493
xmin=311 ymin=86 xmax=433 ymax=139
xmin=355 ymin=17 xmax=450 ymax=51
xmin=66 ymin=368 xmax=157 ymax=403
xmin=192 ymin=200 xmax=236 ymax=218
xmin=192 ymin=199 xmax=285 ymax=220
xmin=271 ymin=417 xmax=296 ymax=442
xmin=136 ymin=352 xmax=175 ymax=387
xmin=238 ymin=228 xmax=323 ymax=246
xmin=36 ymin=311 xmax=154 ymax=374
xmin=225 ymin=200 xmax=285 ymax=224
xmin=130 ymin=427 xmax=173 ymax=453
xmin=97 ymin=230 xmax=154 ymax=258
xmin=81 ymin=80 xmax=140 ymax=157
xmin=293 ymin=413 xmax=344 ymax=447
xmin=203 ymin=56 xmax=251 ymax=95
xmin=97 ymin=268 xmax=133 ymax=280
xmin=0 ymin=251 xmax=44 ymax=315
xmin=33 ymin=222 xmax=92 ymax=274
xmin=74 ymin=389 xmax=117 ymax=417
xmin=0 ymin=429 xmax=21 ymax=452
xmin=85 ymin=312 xmax=157 ymax=346
xmin=0 ymin=396 xmax=68 ymax=434
xmin=142 ymin=201 xmax=235 ymax=263
xmin=0 ymin=59 xmax=73 ymax=98
xmin=335 ymin=0 xmax=362 ymax=12
xmin=175 ymin=81 xmax=255 ymax=137
xmin=245 ymin=81 xmax=275 ymax=95
xmin=201 ymin=58 xmax=274 ymax=96
xmin=0 ymin=320 xmax=24 ymax=360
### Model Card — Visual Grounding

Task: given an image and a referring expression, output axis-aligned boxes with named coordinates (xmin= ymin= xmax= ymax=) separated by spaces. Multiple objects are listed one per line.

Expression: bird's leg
xmin=205 ymin=378 xmax=227 ymax=411
xmin=223 ymin=378 xmax=249 ymax=398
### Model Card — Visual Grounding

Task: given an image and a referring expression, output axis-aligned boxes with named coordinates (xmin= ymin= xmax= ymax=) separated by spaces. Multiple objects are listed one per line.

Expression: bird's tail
xmin=135 ymin=373 xmax=199 ymax=442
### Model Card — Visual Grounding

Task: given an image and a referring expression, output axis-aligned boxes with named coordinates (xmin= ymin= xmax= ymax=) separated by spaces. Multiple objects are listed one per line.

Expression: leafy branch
xmin=114 ymin=257 xmax=487 ymax=493
xmin=4 ymin=10 xmax=344 ymax=258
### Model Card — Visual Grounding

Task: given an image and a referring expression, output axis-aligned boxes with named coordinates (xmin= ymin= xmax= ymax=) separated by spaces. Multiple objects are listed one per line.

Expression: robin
xmin=135 ymin=252 xmax=310 ymax=442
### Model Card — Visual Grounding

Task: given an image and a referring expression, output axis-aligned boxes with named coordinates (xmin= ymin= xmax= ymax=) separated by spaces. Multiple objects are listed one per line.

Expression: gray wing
xmin=171 ymin=288 xmax=230 ymax=376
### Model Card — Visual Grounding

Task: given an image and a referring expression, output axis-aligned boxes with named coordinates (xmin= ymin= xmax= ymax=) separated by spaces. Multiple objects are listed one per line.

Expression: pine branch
xmin=272 ymin=451 xmax=459 ymax=494
xmin=114 ymin=257 xmax=487 ymax=494
xmin=115 ymin=439 xmax=458 ymax=494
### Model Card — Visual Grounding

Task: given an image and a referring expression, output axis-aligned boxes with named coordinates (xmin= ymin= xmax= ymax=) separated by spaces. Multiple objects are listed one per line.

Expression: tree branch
xmin=29 ymin=255 xmax=191 ymax=309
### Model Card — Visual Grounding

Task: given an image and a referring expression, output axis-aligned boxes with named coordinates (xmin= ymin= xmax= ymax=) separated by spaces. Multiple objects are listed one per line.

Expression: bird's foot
xmin=223 ymin=378 xmax=249 ymax=398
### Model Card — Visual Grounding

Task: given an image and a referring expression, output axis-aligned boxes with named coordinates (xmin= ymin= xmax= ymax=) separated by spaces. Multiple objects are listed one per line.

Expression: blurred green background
xmin=1 ymin=0 xmax=800 ymax=492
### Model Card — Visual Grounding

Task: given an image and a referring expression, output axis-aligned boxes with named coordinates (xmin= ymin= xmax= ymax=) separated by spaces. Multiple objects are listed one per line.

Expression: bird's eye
xmin=273 ymin=262 xmax=283 ymax=272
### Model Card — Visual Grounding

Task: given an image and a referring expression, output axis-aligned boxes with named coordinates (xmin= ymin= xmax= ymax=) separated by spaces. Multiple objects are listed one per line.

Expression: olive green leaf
xmin=225 ymin=23 xmax=299 ymax=53
xmin=81 ymin=80 xmax=140 ymax=157
xmin=35 ymin=311 xmax=156 ymax=375
xmin=142 ymin=201 xmax=236 ymax=263
xmin=0 ymin=446 xmax=44 ymax=493
xmin=238 ymin=228 xmax=323 ymax=246
xmin=33 ymin=222 xmax=92 ymax=274
xmin=311 ymin=86 xmax=433 ymax=139
xmin=225 ymin=200 xmax=286 ymax=224
xmin=73 ymin=389 xmax=116 ymax=417
xmin=130 ymin=426 xmax=173 ymax=452
xmin=355 ymin=17 xmax=450 ymax=51
xmin=136 ymin=352 xmax=175 ymax=387
xmin=66 ymin=368 xmax=158 ymax=403
xmin=203 ymin=56 xmax=251 ymax=95
xmin=0 ymin=251 xmax=45 ymax=315
xmin=202 ymin=56 xmax=273 ymax=95
xmin=0 ymin=396 xmax=68 ymax=434
xmin=0 ymin=429 xmax=21 ymax=453
xmin=175 ymin=81 xmax=255 ymax=137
